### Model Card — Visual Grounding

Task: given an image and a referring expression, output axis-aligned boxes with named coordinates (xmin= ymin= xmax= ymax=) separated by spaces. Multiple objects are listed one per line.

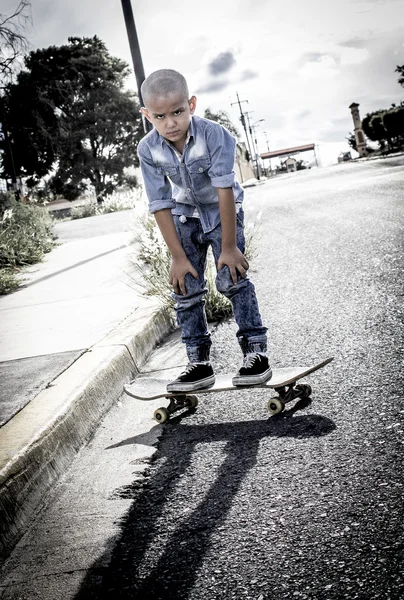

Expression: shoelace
xmin=243 ymin=353 xmax=260 ymax=369
xmin=180 ymin=363 xmax=199 ymax=376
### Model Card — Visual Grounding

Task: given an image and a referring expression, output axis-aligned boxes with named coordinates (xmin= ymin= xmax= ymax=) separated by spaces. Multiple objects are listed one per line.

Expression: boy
xmin=137 ymin=69 xmax=271 ymax=392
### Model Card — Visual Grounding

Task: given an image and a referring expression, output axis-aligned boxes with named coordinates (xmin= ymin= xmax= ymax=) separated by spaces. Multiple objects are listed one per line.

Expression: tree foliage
xmin=0 ymin=0 xmax=31 ymax=83
xmin=1 ymin=36 xmax=143 ymax=201
xmin=204 ymin=108 xmax=240 ymax=139
xmin=346 ymin=132 xmax=357 ymax=152
xmin=362 ymin=105 xmax=404 ymax=149
xmin=396 ymin=65 xmax=404 ymax=88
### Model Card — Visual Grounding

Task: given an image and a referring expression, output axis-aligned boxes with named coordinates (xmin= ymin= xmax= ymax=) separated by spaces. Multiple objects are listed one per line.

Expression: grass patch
xmin=0 ymin=268 xmax=21 ymax=294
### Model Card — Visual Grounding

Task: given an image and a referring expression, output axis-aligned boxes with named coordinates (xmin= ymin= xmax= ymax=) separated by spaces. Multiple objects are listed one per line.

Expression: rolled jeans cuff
xmin=238 ymin=334 xmax=268 ymax=356
xmin=187 ymin=344 xmax=211 ymax=363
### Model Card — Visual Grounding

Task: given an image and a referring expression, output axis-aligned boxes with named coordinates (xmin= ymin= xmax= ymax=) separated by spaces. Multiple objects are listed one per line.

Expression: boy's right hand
xmin=169 ymin=257 xmax=198 ymax=296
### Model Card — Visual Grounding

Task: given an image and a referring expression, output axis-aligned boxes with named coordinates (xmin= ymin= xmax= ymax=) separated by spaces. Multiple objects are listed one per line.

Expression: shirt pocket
xmin=157 ymin=165 xmax=180 ymax=183
xmin=187 ymin=158 xmax=211 ymax=190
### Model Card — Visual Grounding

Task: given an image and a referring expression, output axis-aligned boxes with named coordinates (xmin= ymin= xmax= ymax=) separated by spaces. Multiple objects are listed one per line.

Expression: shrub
xmin=0 ymin=192 xmax=56 ymax=294
xmin=69 ymin=190 xmax=140 ymax=219
xmin=101 ymin=191 xmax=138 ymax=213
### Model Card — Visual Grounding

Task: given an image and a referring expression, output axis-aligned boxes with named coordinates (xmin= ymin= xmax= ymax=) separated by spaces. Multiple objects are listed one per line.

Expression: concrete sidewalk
xmin=0 ymin=209 xmax=174 ymax=561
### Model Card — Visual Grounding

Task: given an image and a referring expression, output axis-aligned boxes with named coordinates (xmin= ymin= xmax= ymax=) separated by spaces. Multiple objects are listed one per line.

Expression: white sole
xmin=232 ymin=368 xmax=273 ymax=387
xmin=166 ymin=375 xmax=215 ymax=393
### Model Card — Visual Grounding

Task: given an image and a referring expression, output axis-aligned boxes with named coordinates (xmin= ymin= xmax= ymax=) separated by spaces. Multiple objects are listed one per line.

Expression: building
xmin=235 ymin=141 xmax=255 ymax=182
xmin=349 ymin=103 xmax=368 ymax=158
xmin=283 ymin=157 xmax=297 ymax=172
xmin=261 ymin=143 xmax=318 ymax=170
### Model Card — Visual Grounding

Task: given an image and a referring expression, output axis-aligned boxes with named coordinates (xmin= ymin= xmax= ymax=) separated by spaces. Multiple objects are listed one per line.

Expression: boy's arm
xmin=154 ymin=209 xmax=198 ymax=296
xmin=217 ymin=187 xmax=249 ymax=285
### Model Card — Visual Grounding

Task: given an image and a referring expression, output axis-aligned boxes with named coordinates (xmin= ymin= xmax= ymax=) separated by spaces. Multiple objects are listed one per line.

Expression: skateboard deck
xmin=124 ymin=357 xmax=333 ymax=423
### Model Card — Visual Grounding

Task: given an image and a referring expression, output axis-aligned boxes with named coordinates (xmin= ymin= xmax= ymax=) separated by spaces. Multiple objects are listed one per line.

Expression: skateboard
xmin=124 ymin=357 xmax=334 ymax=423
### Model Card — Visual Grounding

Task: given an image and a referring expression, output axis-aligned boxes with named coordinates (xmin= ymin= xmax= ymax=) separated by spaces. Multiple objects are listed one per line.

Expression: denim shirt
xmin=137 ymin=115 xmax=244 ymax=233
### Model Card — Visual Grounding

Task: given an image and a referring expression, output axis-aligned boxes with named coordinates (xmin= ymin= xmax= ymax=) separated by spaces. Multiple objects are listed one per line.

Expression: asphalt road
xmin=1 ymin=157 xmax=403 ymax=599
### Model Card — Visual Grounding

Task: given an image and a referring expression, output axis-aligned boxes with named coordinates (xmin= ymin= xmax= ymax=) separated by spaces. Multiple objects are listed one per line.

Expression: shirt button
xmin=181 ymin=162 xmax=185 ymax=167
xmin=187 ymin=188 xmax=191 ymax=193
xmin=198 ymin=167 xmax=203 ymax=172
xmin=165 ymin=171 xmax=169 ymax=175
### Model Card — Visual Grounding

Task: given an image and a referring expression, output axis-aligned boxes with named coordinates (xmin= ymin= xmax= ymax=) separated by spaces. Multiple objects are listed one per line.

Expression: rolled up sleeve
xmin=137 ymin=142 xmax=176 ymax=213
xmin=207 ymin=124 xmax=236 ymax=189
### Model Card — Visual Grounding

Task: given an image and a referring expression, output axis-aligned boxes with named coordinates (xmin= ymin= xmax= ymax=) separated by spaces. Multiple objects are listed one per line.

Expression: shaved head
xmin=141 ymin=69 xmax=189 ymax=107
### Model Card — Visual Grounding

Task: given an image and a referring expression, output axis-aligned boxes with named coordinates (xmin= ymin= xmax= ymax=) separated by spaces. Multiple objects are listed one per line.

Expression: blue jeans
xmin=172 ymin=209 xmax=268 ymax=363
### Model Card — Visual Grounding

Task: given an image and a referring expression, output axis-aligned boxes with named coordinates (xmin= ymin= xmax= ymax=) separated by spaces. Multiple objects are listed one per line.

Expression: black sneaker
xmin=232 ymin=353 xmax=272 ymax=386
xmin=167 ymin=363 xmax=215 ymax=392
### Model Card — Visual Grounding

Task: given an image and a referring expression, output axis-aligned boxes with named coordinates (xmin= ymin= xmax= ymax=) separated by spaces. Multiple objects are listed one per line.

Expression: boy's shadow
xmin=75 ymin=411 xmax=335 ymax=599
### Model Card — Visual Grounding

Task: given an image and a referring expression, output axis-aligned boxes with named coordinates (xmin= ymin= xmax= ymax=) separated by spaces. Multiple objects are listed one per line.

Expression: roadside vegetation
xmin=69 ymin=191 xmax=139 ymax=220
xmin=0 ymin=192 xmax=56 ymax=294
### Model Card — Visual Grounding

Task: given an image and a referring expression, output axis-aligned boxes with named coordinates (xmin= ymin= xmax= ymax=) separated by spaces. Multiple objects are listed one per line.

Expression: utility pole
xmin=245 ymin=113 xmax=264 ymax=180
xmin=230 ymin=92 xmax=254 ymax=176
xmin=120 ymin=0 xmax=151 ymax=133
xmin=244 ymin=111 xmax=258 ymax=179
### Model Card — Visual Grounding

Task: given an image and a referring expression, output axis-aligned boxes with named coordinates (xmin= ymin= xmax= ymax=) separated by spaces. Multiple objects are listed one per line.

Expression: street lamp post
xmin=120 ymin=0 xmax=151 ymax=133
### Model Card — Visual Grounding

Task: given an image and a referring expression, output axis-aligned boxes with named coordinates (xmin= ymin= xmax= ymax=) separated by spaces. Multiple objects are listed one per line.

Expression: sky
xmin=4 ymin=0 xmax=404 ymax=166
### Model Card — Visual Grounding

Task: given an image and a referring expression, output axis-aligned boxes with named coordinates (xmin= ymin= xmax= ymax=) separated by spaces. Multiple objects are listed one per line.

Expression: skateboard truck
xmin=268 ymin=383 xmax=312 ymax=415
xmin=154 ymin=394 xmax=199 ymax=423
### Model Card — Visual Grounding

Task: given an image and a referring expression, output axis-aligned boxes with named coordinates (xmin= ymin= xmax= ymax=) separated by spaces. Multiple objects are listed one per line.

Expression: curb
xmin=0 ymin=303 xmax=174 ymax=563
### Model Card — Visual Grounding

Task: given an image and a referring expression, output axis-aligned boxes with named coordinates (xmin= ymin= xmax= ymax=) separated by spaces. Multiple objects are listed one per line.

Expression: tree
xmin=383 ymin=106 xmax=404 ymax=144
xmin=0 ymin=0 xmax=31 ymax=83
xmin=204 ymin=108 xmax=240 ymax=139
xmin=396 ymin=65 xmax=404 ymax=88
xmin=1 ymin=36 xmax=143 ymax=201
xmin=362 ymin=110 xmax=390 ymax=148
xmin=346 ymin=132 xmax=357 ymax=152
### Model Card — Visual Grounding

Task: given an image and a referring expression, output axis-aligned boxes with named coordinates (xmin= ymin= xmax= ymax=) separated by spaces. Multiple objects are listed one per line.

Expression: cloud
xmin=240 ymin=69 xmax=258 ymax=82
xmin=339 ymin=47 xmax=370 ymax=65
xmin=207 ymin=51 xmax=236 ymax=75
xmin=299 ymin=54 xmax=339 ymax=79
xmin=195 ymin=79 xmax=230 ymax=94
xmin=339 ymin=37 xmax=369 ymax=49
xmin=301 ymin=52 xmax=327 ymax=63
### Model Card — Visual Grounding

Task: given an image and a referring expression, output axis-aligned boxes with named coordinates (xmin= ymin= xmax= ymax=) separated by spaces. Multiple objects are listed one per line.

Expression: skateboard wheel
xmin=186 ymin=395 xmax=198 ymax=409
xmin=268 ymin=397 xmax=285 ymax=415
xmin=154 ymin=407 xmax=169 ymax=423
xmin=295 ymin=383 xmax=312 ymax=398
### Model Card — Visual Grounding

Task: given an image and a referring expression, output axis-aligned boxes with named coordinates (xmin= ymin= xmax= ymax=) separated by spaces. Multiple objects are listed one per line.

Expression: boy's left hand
xmin=218 ymin=247 xmax=249 ymax=285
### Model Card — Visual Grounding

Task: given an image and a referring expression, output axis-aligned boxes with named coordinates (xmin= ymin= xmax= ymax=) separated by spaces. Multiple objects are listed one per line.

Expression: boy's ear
xmin=140 ymin=107 xmax=151 ymax=122
xmin=189 ymin=96 xmax=197 ymax=114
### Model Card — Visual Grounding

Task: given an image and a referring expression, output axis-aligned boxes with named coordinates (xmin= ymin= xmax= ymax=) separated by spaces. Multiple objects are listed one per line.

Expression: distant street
xmin=1 ymin=156 xmax=403 ymax=599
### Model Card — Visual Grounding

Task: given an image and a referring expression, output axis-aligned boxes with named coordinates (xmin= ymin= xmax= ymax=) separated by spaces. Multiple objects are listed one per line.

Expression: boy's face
xmin=141 ymin=92 xmax=196 ymax=146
